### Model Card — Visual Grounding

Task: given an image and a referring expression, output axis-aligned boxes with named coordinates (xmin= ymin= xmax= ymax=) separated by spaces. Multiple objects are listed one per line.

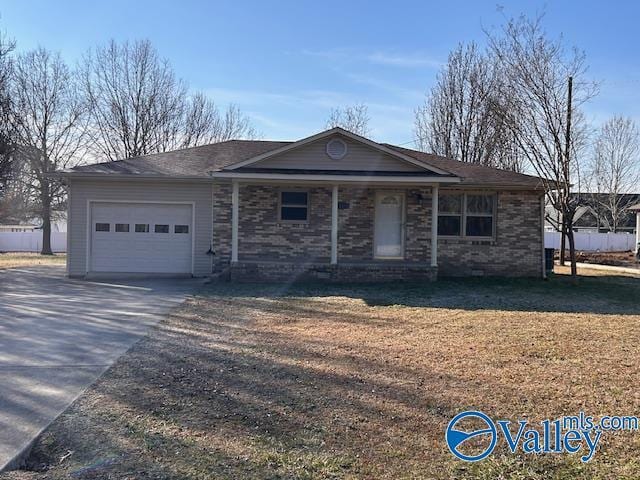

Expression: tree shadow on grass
xmin=17 ymin=278 xmax=639 ymax=479
xmin=202 ymin=272 xmax=640 ymax=316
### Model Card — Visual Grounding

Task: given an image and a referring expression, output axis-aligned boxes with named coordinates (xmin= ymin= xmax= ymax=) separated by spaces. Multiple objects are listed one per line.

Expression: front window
xmin=280 ymin=191 xmax=308 ymax=221
xmin=438 ymin=193 xmax=495 ymax=238
xmin=465 ymin=194 xmax=494 ymax=237
xmin=437 ymin=194 xmax=462 ymax=236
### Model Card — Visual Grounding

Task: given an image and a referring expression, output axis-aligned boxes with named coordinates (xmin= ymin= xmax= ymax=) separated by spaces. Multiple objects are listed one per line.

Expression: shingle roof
xmin=384 ymin=145 xmax=544 ymax=189
xmin=70 ymin=140 xmax=291 ymax=176
xmin=66 ymin=138 xmax=545 ymax=189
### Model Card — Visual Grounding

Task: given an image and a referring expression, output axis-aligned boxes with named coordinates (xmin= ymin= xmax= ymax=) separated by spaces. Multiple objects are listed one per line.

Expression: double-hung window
xmin=438 ymin=192 xmax=495 ymax=238
xmin=437 ymin=194 xmax=463 ymax=236
xmin=280 ymin=191 xmax=308 ymax=222
xmin=465 ymin=194 xmax=494 ymax=237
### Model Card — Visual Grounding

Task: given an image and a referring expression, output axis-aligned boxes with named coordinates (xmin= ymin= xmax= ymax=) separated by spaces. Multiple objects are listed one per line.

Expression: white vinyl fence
xmin=545 ymin=231 xmax=636 ymax=252
xmin=0 ymin=231 xmax=67 ymax=253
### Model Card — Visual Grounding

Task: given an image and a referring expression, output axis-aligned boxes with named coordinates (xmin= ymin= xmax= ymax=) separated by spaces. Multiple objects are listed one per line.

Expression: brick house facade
xmin=62 ymin=128 xmax=547 ymax=281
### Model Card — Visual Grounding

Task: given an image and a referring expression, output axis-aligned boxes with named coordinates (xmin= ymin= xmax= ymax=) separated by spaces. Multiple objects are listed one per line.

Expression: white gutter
xmin=209 ymin=171 xmax=461 ymax=184
xmin=49 ymin=172 xmax=215 ymax=182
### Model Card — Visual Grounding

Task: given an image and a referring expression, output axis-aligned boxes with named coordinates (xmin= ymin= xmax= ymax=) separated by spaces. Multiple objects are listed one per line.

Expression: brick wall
xmin=211 ymin=184 xmax=543 ymax=280
xmin=337 ymin=187 xmax=433 ymax=262
xmin=337 ymin=187 xmax=374 ymax=260
xmin=212 ymin=181 xmax=232 ymax=273
xmin=437 ymin=190 xmax=543 ymax=277
xmin=229 ymin=261 xmax=437 ymax=283
xmin=237 ymin=185 xmax=332 ymax=262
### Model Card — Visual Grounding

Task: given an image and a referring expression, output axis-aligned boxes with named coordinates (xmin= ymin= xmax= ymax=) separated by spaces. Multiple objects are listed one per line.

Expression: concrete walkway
xmin=575 ymin=262 xmax=640 ymax=276
xmin=0 ymin=266 xmax=202 ymax=471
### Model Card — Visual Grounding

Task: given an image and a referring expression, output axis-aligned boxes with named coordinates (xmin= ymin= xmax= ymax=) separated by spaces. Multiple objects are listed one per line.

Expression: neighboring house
xmin=0 ymin=224 xmax=37 ymax=232
xmin=27 ymin=213 xmax=68 ymax=233
xmin=545 ymin=193 xmax=640 ymax=233
xmin=55 ymin=128 xmax=546 ymax=281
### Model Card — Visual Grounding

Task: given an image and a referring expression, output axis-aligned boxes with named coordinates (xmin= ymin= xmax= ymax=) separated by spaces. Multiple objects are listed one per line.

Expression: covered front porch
xmin=212 ymin=176 xmax=455 ymax=282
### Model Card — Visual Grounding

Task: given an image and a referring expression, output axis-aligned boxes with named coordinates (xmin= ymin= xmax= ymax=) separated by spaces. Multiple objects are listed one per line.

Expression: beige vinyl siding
xmin=256 ymin=136 xmax=425 ymax=172
xmin=67 ymin=179 xmax=213 ymax=277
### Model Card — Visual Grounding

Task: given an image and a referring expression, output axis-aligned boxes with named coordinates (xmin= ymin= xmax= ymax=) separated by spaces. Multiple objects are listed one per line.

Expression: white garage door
xmin=90 ymin=202 xmax=193 ymax=273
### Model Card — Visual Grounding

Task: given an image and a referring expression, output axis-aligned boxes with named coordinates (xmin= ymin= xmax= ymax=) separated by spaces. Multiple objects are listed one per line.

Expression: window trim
xmin=115 ymin=223 xmax=130 ymax=233
xmin=278 ymin=189 xmax=310 ymax=223
xmin=95 ymin=223 xmax=110 ymax=232
xmin=437 ymin=191 xmax=497 ymax=240
xmin=154 ymin=224 xmax=170 ymax=234
xmin=134 ymin=223 xmax=150 ymax=233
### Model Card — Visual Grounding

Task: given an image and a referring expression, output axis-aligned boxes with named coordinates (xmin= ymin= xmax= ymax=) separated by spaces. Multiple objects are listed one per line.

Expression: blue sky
xmin=3 ymin=0 xmax=640 ymax=146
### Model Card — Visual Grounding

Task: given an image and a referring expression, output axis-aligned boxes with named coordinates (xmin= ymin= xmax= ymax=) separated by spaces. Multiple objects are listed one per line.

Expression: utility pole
xmin=563 ymin=76 xmax=577 ymax=280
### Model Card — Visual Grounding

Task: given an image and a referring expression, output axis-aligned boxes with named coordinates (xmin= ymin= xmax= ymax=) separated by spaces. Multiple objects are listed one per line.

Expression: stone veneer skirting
xmin=223 ymin=261 xmax=438 ymax=283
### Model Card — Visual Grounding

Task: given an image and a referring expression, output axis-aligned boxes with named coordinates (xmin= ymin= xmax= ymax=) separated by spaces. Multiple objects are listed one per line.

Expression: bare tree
xmin=79 ymin=39 xmax=185 ymax=160
xmin=588 ymin=116 xmax=640 ymax=232
xmin=9 ymin=47 xmax=86 ymax=254
xmin=326 ymin=104 xmax=370 ymax=136
xmin=0 ymin=29 xmax=15 ymax=196
xmin=80 ymin=39 xmax=258 ymax=160
xmin=414 ymin=43 xmax=524 ymax=172
xmin=486 ymin=14 xmax=597 ymax=280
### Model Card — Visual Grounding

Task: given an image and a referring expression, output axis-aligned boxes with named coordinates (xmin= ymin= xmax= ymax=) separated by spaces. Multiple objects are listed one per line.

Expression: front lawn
xmin=0 ymin=252 xmax=66 ymax=270
xmin=5 ymin=268 xmax=640 ymax=479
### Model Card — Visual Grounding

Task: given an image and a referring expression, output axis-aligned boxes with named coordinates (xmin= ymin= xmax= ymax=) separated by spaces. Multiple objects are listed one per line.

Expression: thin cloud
xmin=300 ymin=48 xmax=443 ymax=69
xmin=203 ymin=87 xmax=419 ymax=143
xmin=366 ymin=51 xmax=443 ymax=69
xmin=345 ymin=73 xmax=425 ymax=102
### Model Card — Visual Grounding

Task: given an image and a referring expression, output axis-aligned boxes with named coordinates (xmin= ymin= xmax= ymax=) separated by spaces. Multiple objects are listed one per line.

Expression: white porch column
xmin=431 ymin=184 xmax=439 ymax=267
xmin=331 ymin=185 xmax=339 ymax=264
xmin=636 ymin=211 xmax=640 ymax=255
xmin=231 ymin=180 xmax=239 ymax=263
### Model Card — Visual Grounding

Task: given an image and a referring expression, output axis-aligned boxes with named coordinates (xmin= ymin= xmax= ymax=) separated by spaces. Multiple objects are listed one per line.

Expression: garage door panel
xmin=90 ymin=202 xmax=192 ymax=274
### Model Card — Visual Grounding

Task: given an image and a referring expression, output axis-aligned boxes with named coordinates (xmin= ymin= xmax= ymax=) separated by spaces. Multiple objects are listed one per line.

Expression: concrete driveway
xmin=0 ymin=266 xmax=202 ymax=471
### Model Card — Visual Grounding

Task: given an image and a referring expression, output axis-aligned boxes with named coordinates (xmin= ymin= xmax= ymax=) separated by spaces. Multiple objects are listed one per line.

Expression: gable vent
xmin=326 ymin=138 xmax=347 ymax=160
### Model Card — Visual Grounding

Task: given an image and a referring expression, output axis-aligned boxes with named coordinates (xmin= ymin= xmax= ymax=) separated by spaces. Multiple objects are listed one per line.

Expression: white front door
xmin=374 ymin=192 xmax=404 ymax=258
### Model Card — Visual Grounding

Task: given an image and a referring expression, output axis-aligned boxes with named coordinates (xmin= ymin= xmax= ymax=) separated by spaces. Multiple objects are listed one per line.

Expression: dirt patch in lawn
xmin=0 ymin=252 xmax=66 ymax=270
xmin=555 ymin=250 xmax=639 ymax=268
xmin=4 ymin=272 xmax=640 ymax=479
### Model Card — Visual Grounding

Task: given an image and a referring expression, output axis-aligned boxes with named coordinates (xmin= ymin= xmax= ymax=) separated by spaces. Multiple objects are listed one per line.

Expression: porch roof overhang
xmin=209 ymin=170 xmax=461 ymax=185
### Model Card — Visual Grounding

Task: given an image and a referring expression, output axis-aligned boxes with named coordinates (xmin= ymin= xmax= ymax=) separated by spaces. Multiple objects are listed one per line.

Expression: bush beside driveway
xmin=4 ymin=268 xmax=640 ymax=479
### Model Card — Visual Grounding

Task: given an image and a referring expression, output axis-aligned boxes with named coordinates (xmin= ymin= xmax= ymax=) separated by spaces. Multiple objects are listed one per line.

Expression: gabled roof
xmin=59 ymin=130 xmax=545 ymax=189
xmin=385 ymin=145 xmax=545 ymax=189
xmin=66 ymin=140 xmax=291 ymax=177
xmin=220 ymin=127 xmax=453 ymax=176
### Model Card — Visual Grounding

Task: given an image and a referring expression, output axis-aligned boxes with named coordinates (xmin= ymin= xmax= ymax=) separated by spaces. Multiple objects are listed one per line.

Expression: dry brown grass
xmin=4 ymin=271 xmax=640 ymax=479
xmin=0 ymin=253 xmax=66 ymax=270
